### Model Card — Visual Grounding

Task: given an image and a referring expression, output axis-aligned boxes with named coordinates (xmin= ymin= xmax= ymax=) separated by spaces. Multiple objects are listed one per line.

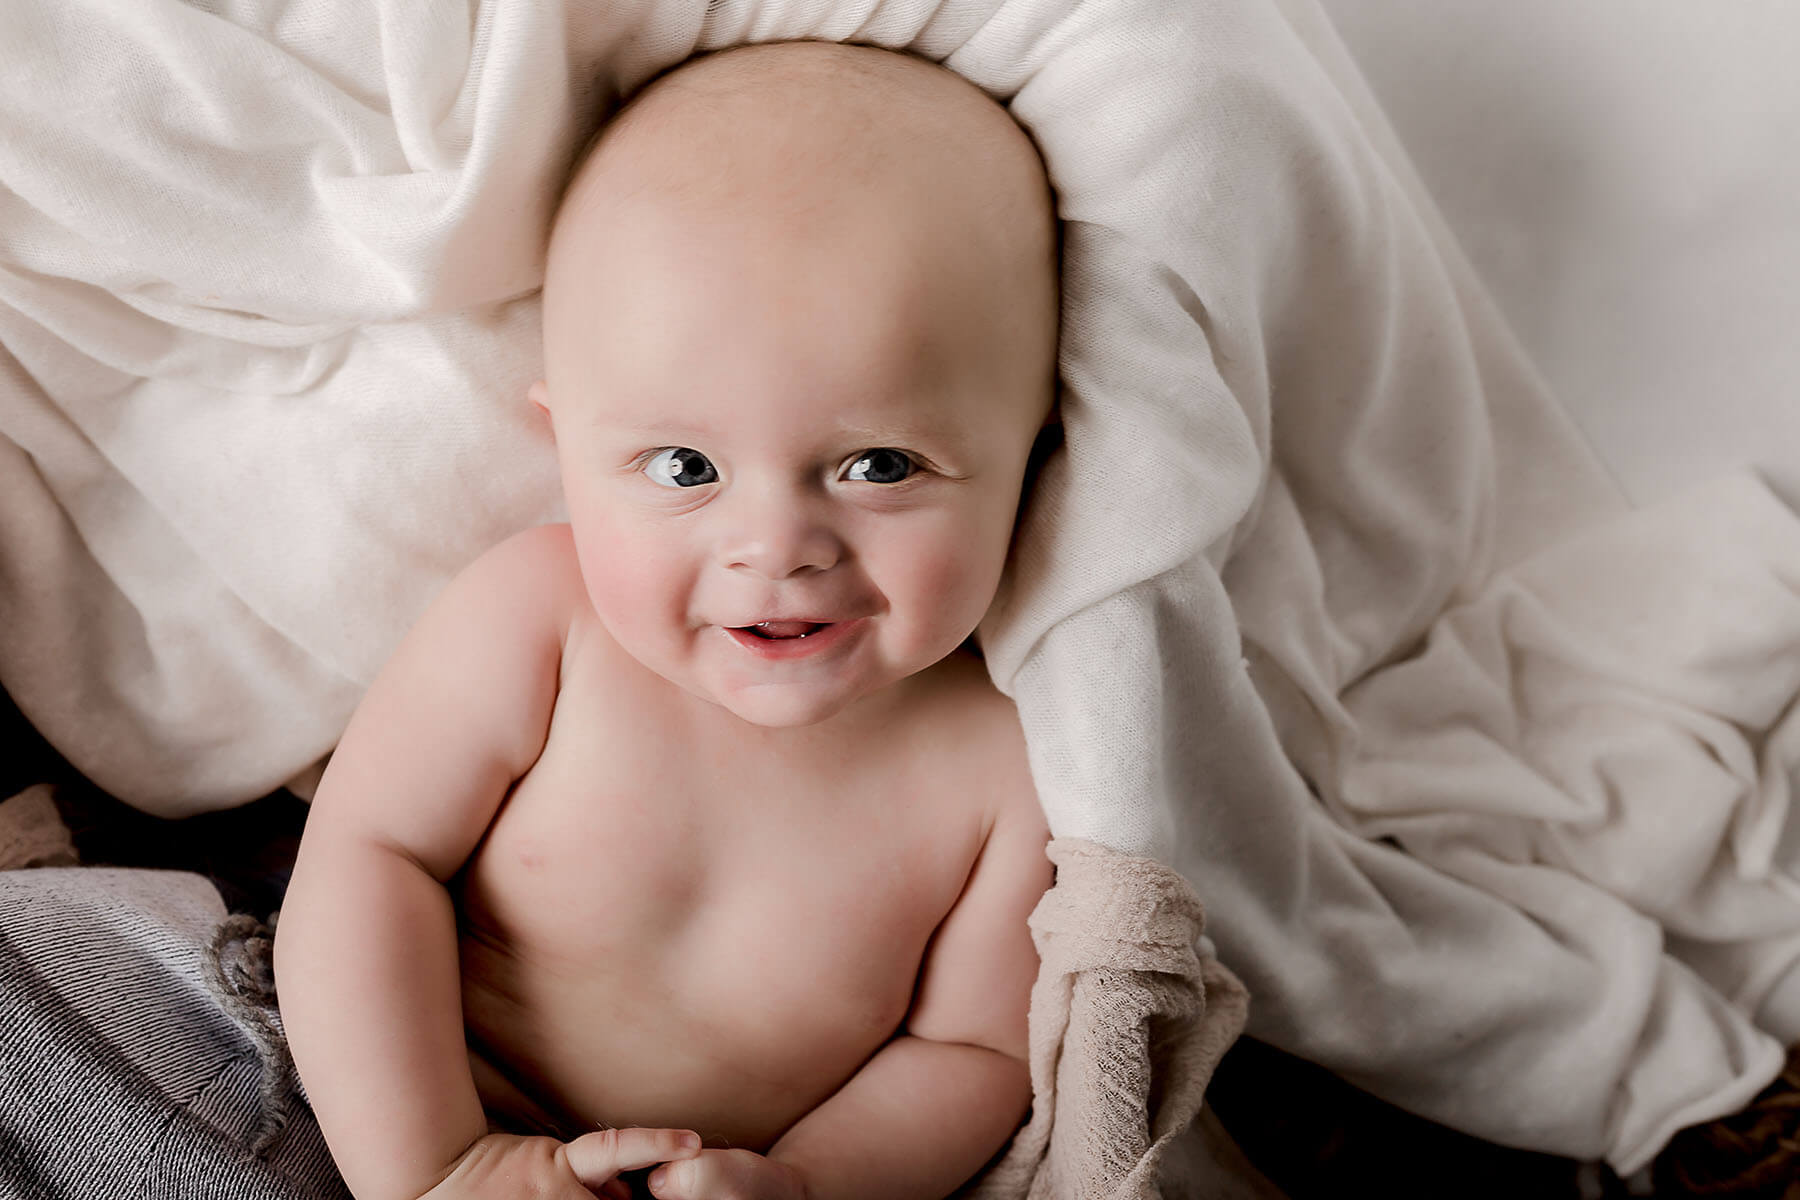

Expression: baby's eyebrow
xmin=607 ymin=419 xmax=720 ymax=440
xmin=830 ymin=410 xmax=970 ymax=446
xmin=833 ymin=426 xmax=928 ymax=446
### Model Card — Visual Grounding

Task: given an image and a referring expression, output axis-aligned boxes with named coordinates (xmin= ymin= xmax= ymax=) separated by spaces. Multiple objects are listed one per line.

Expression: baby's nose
xmin=719 ymin=504 xmax=842 ymax=579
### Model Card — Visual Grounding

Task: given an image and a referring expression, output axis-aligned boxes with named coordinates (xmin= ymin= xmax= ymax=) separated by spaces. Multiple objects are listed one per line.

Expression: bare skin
xmin=275 ymin=40 xmax=1059 ymax=1200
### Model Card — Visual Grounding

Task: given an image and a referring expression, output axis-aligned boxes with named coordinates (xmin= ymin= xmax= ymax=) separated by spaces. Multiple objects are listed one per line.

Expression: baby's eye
xmin=643 ymin=447 xmax=718 ymax=489
xmin=843 ymin=448 xmax=916 ymax=485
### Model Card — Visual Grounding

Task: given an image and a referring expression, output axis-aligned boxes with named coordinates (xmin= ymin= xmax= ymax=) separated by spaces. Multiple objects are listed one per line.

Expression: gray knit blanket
xmin=0 ymin=867 xmax=347 ymax=1199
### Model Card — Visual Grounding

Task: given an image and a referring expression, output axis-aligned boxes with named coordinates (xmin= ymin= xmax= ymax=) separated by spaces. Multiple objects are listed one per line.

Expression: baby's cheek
xmin=901 ymin=524 xmax=1006 ymax=641
xmin=578 ymin=522 xmax=685 ymax=631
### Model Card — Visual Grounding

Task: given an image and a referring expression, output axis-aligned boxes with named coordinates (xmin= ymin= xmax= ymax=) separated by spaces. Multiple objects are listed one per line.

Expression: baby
xmin=274 ymin=39 xmax=1061 ymax=1200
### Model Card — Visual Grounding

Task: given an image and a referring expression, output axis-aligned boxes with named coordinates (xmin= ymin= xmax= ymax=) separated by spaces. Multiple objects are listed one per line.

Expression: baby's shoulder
xmin=376 ymin=524 xmax=585 ymax=687
xmin=909 ymin=650 xmax=1037 ymax=815
xmin=467 ymin=522 xmax=583 ymax=586
xmin=449 ymin=523 xmax=586 ymax=629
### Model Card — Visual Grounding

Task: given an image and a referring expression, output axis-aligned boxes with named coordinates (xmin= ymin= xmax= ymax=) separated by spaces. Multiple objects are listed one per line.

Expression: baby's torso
xmin=455 ymin=616 xmax=1006 ymax=1151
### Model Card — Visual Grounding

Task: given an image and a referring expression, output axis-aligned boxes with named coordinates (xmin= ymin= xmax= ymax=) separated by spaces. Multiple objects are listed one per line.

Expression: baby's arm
xmin=274 ymin=526 xmax=642 ymax=1199
xmin=754 ymin=784 xmax=1052 ymax=1200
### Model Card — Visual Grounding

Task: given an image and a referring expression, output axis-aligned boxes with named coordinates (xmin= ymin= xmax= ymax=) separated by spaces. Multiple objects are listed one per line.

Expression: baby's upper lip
xmin=729 ymin=617 xmax=836 ymax=627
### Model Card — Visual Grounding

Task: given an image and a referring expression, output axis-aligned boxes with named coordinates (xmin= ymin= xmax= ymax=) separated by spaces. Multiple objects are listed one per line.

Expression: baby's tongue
xmin=755 ymin=621 xmax=818 ymax=639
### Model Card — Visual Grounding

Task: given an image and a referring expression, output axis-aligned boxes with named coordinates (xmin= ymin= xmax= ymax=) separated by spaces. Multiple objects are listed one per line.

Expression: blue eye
xmin=644 ymin=447 xmax=718 ymax=488
xmin=844 ymin=448 xmax=915 ymax=484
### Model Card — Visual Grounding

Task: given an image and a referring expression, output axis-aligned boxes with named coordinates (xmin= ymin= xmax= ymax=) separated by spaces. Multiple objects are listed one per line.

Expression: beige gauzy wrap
xmin=970 ymin=839 xmax=1251 ymax=1199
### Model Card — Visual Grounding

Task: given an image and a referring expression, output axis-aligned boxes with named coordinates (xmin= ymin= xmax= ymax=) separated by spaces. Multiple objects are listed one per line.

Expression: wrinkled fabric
xmin=968 ymin=839 xmax=1248 ymax=1199
xmin=0 ymin=868 xmax=347 ymax=1199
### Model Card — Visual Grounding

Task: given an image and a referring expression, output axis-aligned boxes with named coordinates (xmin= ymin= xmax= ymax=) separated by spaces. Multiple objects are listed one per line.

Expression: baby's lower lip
xmin=724 ymin=619 xmax=861 ymax=660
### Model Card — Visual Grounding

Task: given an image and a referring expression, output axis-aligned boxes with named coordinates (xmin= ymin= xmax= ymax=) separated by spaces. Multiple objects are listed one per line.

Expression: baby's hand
xmin=423 ymin=1128 xmax=702 ymax=1200
xmin=645 ymin=1148 xmax=806 ymax=1200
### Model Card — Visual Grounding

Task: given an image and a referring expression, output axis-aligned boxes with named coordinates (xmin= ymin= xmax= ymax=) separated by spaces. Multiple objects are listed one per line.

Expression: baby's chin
xmin=698 ymin=660 xmax=925 ymax=730
xmin=705 ymin=681 xmax=868 ymax=730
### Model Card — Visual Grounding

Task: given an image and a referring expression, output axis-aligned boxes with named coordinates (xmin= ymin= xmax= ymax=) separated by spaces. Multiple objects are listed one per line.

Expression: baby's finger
xmin=564 ymin=1127 xmax=702 ymax=1186
xmin=647 ymin=1149 xmax=804 ymax=1200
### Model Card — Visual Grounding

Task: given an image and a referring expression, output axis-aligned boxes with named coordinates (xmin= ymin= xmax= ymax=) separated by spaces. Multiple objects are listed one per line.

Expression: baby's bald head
xmin=541 ymin=40 xmax=1059 ymax=431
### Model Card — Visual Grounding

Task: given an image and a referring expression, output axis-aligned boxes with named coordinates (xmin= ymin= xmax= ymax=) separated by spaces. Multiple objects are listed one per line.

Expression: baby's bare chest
xmin=463 ymin=773 xmax=966 ymax=998
xmin=454 ymin=657 xmax=990 ymax=1133
xmin=467 ymin=692 xmax=979 ymax=963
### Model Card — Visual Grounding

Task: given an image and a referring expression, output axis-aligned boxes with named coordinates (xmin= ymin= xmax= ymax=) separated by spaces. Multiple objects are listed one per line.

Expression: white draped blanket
xmin=5 ymin=0 xmax=1800 ymax=1174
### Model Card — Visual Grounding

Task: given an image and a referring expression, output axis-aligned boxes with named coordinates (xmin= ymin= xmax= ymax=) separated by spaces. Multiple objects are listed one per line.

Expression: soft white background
xmin=1320 ymin=0 xmax=1800 ymax=512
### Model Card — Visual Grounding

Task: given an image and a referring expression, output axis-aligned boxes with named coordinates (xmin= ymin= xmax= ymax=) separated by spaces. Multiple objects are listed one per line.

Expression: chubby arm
xmin=274 ymin=525 xmax=582 ymax=1200
xmin=763 ymin=784 xmax=1052 ymax=1200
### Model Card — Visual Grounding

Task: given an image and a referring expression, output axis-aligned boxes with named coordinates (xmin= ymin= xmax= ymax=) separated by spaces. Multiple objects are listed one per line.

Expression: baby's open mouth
xmin=738 ymin=621 xmax=828 ymax=640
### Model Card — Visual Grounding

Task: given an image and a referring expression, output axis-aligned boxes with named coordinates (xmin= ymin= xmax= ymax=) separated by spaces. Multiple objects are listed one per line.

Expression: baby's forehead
xmin=567 ymin=272 xmax=974 ymax=431
xmin=547 ymin=171 xmax=989 ymax=387
xmin=550 ymin=131 xmax=977 ymax=302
